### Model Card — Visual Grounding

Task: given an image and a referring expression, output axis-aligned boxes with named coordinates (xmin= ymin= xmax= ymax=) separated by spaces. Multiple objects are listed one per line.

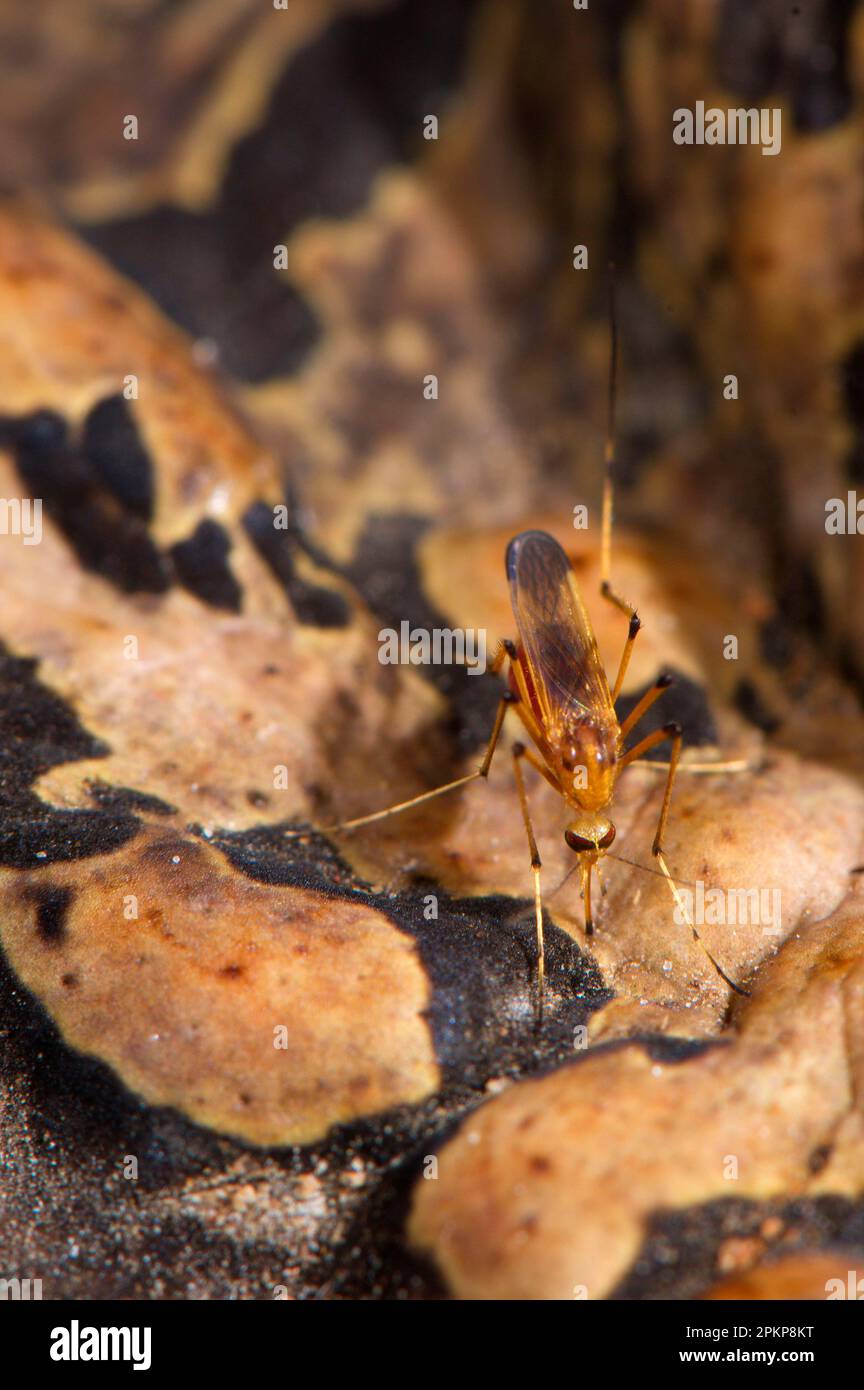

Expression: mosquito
xmin=287 ymin=276 xmax=746 ymax=1018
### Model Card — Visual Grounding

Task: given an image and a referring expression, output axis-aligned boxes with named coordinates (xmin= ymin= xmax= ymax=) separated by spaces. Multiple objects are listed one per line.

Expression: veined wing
xmin=506 ymin=530 xmax=614 ymax=730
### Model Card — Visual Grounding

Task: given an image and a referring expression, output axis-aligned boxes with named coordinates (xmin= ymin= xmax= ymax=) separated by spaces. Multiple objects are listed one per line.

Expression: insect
xmin=288 ymin=277 xmax=745 ymax=1017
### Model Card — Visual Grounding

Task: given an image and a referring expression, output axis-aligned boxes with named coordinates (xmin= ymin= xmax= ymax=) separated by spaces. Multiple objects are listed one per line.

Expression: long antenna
xmin=548 ymin=848 xmax=751 ymax=997
xmin=600 ymin=261 xmax=618 ymax=588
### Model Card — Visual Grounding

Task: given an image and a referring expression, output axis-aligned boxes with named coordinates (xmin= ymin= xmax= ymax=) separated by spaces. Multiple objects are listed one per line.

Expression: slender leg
xmin=600 ymin=571 xmax=642 ymax=703
xmin=599 ymin=557 xmax=641 ymax=701
xmin=618 ymin=671 xmax=673 ymax=740
xmin=516 ymin=740 xmax=562 ymax=796
xmin=616 ymin=719 xmax=684 ymax=856
xmin=512 ymin=742 xmax=545 ymax=1022
xmin=489 ymin=639 xmax=511 ymax=677
xmin=628 ymin=757 xmax=751 ymax=775
xmin=618 ymin=721 xmax=749 ymax=995
xmin=617 ymin=719 xmax=681 ymax=775
xmin=595 ymin=859 xmax=608 ymax=898
xmin=582 ymin=857 xmax=594 ymax=935
xmin=285 ymin=690 xmax=515 ymax=837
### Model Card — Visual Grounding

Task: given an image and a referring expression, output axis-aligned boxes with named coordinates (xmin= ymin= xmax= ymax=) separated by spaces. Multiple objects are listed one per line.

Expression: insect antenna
xmin=653 ymin=851 xmax=750 ymax=996
xmin=549 ymin=848 xmax=696 ymax=897
xmin=600 ymin=261 xmax=618 ymax=588
xmin=548 ymin=849 xmax=751 ymax=997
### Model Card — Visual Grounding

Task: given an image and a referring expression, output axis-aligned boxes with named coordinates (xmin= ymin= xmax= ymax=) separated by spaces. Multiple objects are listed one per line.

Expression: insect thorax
xmin=555 ymin=717 xmax=618 ymax=812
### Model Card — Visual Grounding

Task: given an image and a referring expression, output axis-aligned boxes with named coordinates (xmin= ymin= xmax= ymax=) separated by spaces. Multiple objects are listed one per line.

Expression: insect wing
xmin=506 ymin=530 xmax=613 ymax=729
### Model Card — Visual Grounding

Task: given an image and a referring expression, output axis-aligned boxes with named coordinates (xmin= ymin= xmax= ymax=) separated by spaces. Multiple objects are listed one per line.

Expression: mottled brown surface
xmin=409 ymin=883 xmax=864 ymax=1299
xmin=0 ymin=828 xmax=438 ymax=1145
xmin=1 ymin=0 xmax=863 ymax=1302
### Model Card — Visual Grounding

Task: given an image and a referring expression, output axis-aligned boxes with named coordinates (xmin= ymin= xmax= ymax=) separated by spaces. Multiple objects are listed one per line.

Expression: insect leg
xmin=489 ymin=639 xmax=514 ymax=676
xmin=618 ymin=671 xmax=674 ymax=740
xmin=608 ymin=609 xmax=641 ymax=704
xmin=512 ymin=741 xmax=545 ymax=1022
xmin=617 ymin=719 xmax=681 ymax=775
xmin=286 ymin=691 xmax=515 ymax=837
xmin=582 ymin=857 xmax=595 ymax=935
xmin=620 ymin=721 xmax=749 ymax=995
xmin=628 ymin=757 xmax=751 ymax=775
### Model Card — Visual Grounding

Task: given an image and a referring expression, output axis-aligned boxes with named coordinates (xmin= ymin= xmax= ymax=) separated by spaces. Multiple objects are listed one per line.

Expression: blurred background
xmin=2 ymin=0 xmax=863 ymax=688
xmin=2 ymin=0 xmax=864 ymax=1303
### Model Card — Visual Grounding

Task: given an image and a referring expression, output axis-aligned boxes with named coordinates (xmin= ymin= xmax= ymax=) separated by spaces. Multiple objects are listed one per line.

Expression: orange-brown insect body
xmin=288 ymin=268 xmax=747 ymax=1015
xmin=506 ymin=530 xmax=621 ymax=857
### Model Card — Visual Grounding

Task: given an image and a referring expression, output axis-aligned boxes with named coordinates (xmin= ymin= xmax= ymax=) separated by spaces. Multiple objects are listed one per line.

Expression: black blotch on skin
xmin=808 ymin=1142 xmax=833 ymax=1176
xmin=85 ymin=781 xmax=177 ymax=818
xmin=777 ymin=558 xmax=824 ymax=639
xmin=78 ymin=0 xmax=478 ymax=382
xmin=715 ymin=1 xmax=782 ymax=102
xmin=759 ymin=614 xmax=795 ymax=670
xmin=733 ymin=677 xmax=781 ymax=734
xmin=81 ymin=394 xmax=155 ymax=521
xmin=169 ymin=519 xmax=243 ymax=613
xmin=342 ymin=513 xmax=502 ymax=756
xmin=200 ymin=819 xmax=612 ymax=1089
xmin=716 ymin=0 xmax=854 ymax=133
xmin=0 ymin=928 xmax=449 ymax=1298
xmin=0 ymin=642 xmax=140 ymax=868
xmin=242 ymin=500 xmax=349 ymax=627
xmin=635 ymin=1033 xmax=723 ymax=1064
xmin=615 ymin=669 xmax=718 ymax=759
xmin=612 ymin=1194 xmax=864 ymax=1300
xmin=32 ymin=885 xmax=73 ymax=944
xmin=0 ymin=409 xmax=170 ymax=594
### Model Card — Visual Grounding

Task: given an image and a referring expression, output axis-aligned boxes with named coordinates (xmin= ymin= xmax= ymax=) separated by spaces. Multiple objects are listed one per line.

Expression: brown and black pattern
xmin=1 ymin=0 xmax=864 ymax=1303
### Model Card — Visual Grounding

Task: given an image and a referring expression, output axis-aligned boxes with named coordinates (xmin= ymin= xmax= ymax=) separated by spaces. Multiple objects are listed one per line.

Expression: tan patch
xmin=329 ymin=522 xmax=864 ymax=1032
xmin=0 ymin=209 xmax=444 ymax=1142
xmin=0 ymin=202 xmax=285 ymax=546
xmin=0 ymin=828 xmax=438 ymax=1145
xmin=408 ymin=885 xmax=864 ymax=1298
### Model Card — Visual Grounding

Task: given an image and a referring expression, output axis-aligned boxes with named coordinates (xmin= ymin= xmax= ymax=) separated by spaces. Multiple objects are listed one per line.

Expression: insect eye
xmin=564 ymin=824 xmax=616 ymax=853
xmin=564 ymin=829 xmax=596 ymax=853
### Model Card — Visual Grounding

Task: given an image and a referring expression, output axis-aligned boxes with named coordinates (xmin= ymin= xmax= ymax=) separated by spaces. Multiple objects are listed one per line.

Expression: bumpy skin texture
xmin=1 ymin=0 xmax=864 ymax=1301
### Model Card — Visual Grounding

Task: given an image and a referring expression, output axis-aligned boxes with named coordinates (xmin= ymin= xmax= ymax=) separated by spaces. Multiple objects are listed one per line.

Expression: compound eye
xmin=599 ymin=824 xmax=616 ymax=850
xmin=564 ymin=829 xmax=596 ymax=853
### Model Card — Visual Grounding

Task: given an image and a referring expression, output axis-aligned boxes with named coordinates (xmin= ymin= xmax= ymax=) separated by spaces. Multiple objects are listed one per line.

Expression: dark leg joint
xmin=503 ymin=690 xmax=520 ymax=705
xmin=657 ymin=671 xmax=674 ymax=689
xmin=628 ymin=613 xmax=641 ymax=639
xmin=503 ymin=638 xmax=517 ymax=657
xmin=663 ymin=720 xmax=682 ymax=737
xmin=531 ymin=854 xmax=542 ymax=870
xmin=513 ymin=741 xmax=526 ymax=757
